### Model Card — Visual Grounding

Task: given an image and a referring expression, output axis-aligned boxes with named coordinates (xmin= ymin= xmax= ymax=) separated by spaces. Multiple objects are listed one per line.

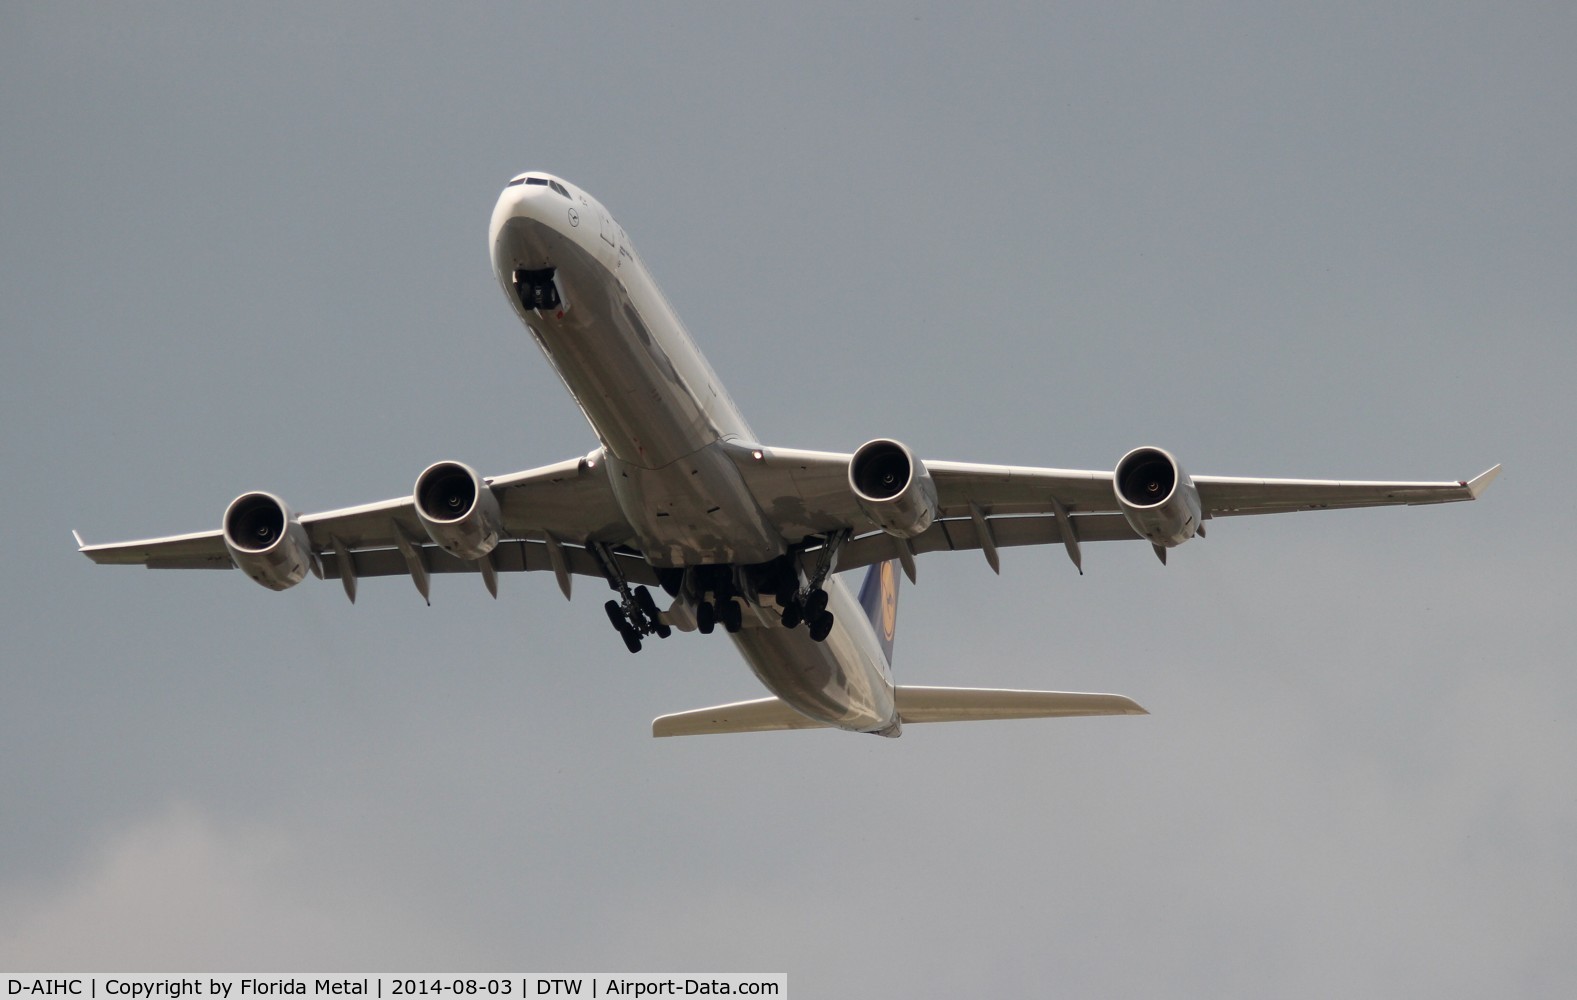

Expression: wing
xmin=76 ymin=455 xmax=653 ymax=598
xmin=1192 ymin=465 xmax=1501 ymax=515
xmin=728 ymin=443 xmax=1499 ymax=577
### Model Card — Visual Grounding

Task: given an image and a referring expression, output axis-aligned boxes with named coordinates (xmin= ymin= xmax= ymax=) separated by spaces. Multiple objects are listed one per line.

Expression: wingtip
xmin=72 ymin=530 xmax=87 ymax=551
xmin=1466 ymin=463 xmax=1502 ymax=499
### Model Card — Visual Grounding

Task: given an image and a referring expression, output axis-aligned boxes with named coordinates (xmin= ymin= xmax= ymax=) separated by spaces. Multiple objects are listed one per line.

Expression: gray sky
xmin=2 ymin=2 xmax=1571 ymax=994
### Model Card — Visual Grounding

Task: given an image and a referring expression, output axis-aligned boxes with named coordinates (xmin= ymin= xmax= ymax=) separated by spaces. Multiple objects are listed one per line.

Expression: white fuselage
xmin=488 ymin=174 xmax=898 ymax=735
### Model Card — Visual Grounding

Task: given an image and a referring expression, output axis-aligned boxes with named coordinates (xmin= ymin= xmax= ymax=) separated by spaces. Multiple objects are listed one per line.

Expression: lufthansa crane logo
xmin=880 ymin=560 xmax=898 ymax=643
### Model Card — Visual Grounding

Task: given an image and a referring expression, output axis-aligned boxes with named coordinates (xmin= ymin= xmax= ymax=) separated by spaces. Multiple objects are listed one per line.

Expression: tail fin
xmin=856 ymin=559 xmax=901 ymax=664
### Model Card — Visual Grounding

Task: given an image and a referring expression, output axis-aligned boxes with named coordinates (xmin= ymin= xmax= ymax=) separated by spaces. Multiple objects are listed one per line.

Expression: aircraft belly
xmin=605 ymin=445 xmax=785 ymax=566
xmin=730 ymin=580 xmax=897 ymax=733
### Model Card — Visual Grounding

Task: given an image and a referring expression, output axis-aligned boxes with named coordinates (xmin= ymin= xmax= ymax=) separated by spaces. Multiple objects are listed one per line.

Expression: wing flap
xmin=827 ymin=513 xmax=1139 ymax=576
xmin=317 ymin=539 xmax=661 ymax=586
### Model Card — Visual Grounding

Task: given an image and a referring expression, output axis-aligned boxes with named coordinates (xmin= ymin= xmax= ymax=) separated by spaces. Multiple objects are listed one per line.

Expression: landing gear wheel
xmin=696 ymin=599 xmax=716 ymax=635
xmin=804 ymin=588 xmax=829 ymax=618
xmin=621 ymin=629 xmax=643 ymax=653
xmin=780 ymin=600 xmax=803 ymax=630
xmin=719 ymin=598 xmax=743 ymax=634
xmin=604 ymin=600 xmax=626 ymax=632
xmin=808 ymin=610 xmax=835 ymax=643
xmin=633 ymin=586 xmax=661 ymax=628
xmin=653 ymin=620 xmax=672 ymax=639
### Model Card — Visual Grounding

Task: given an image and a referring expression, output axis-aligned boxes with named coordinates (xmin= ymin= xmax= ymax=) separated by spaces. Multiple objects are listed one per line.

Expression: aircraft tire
xmin=633 ymin=585 xmax=661 ymax=625
xmin=720 ymin=599 xmax=743 ymax=633
xmin=696 ymin=600 xmax=716 ymax=635
xmin=809 ymin=610 xmax=834 ymax=643
xmin=804 ymin=588 xmax=829 ymax=618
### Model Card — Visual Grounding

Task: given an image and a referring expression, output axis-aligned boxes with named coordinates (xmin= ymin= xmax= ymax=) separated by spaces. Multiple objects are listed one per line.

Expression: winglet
xmin=72 ymin=530 xmax=87 ymax=550
xmin=1465 ymin=464 xmax=1502 ymax=500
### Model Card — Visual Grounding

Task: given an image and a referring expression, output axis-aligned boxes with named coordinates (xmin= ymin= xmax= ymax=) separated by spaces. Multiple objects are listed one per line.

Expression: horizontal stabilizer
xmin=894 ymin=686 xmax=1146 ymax=722
xmin=652 ymin=686 xmax=1146 ymax=737
xmin=652 ymin=697 xmax=833 ymax=737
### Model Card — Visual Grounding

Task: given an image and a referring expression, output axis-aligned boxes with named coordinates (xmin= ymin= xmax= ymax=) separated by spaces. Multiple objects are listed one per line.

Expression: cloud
xmin=0 ymin=804 xmax=476 ymax=970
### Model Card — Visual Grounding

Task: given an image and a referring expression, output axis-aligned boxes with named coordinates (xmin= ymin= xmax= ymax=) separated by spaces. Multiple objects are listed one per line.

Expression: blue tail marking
xmin=856 ymin=559 xmax=901 ymax=665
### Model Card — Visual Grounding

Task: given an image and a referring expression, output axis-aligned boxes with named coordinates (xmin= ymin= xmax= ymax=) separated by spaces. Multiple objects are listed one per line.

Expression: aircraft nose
xmin=489 ymin=176 xmax=581 ymax=283
xmin=492 ymin=174 xmax=584 ymax=237
xmin=496 ymin=176 xmax=545 ymax=216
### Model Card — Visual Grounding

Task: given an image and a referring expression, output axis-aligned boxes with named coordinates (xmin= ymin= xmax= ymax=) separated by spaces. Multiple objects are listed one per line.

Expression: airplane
xmin=76 ymin=171 xmax=1500 ymax=738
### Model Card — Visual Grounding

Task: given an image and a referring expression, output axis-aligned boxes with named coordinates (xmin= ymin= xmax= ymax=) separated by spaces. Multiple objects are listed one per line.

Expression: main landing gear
xmin=592 ymin=543 xmax=670 ymax=654
xmin=774 ymin=530 xmax=844 ymax=643
xmin=694 ymin=588 xmax=744 ymax=636
xmin=592 ymin=538 xmax=847 ymax=652
xmin=777 ymin=583 xmax=834 ymax=643
xmin=604 ymin=585 xmax=669 ymax=654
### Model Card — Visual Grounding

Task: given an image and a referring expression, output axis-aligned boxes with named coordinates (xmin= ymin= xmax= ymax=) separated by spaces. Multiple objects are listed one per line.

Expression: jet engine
xmin=1113 ymin=447 xmax=1203 ymax=548
xmin=414 ymin=461 xmax=503 ymax=560
xmin=848 ymin=438 xmax=939 ymax=539
xmin=223 ymin=492 xmax=314 ymax=590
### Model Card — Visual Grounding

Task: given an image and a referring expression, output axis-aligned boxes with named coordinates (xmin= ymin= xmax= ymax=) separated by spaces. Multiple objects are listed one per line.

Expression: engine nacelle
xmin=1114 ymin=446 xmax=1203 ymax=548
xmin=223 ymin=492 xmax=314 ymax=591
xmin=414 ymin=461 xmax=503 ymax=560
xmin=848 ymin=438 xmax=939 ymax=539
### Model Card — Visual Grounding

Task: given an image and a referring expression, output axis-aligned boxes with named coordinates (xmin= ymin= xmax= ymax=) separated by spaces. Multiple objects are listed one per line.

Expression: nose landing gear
xmin=513 ymin=268 xmax=565 ymax=316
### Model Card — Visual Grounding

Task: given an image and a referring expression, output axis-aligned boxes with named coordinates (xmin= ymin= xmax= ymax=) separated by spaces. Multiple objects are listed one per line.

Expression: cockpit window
xmin=506 ymin=176 xmax=571 ymax=199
